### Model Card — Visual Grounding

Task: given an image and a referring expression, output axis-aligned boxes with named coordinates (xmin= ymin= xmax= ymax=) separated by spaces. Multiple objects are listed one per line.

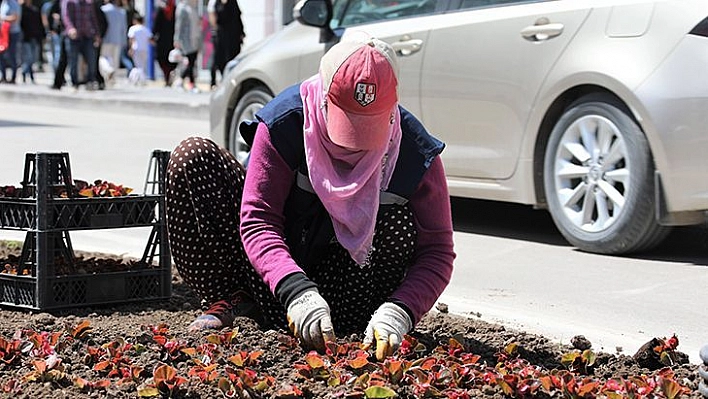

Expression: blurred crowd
xmin=0 ymin=0 xmax=243 ymax=92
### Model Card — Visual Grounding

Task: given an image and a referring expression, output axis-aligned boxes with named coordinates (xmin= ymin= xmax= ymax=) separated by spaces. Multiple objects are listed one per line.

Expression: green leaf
xmin=504 ymin=342 xmax=519 ymax=356
xmin=137 ymin=387 xmax=160 ymax=397
xmin=364 ymin=386 xmax=397 ymax=398
xmin=560 ymin=351 xmax=579 ymax=367
xmin=581 ymin=349 xmax=596 ymax=366
xmin=661 ymin=378 xmax=683 ymax=399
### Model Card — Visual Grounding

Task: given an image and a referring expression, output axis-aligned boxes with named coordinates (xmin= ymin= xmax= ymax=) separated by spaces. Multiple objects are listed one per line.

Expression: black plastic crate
xmin=0 ymin=270 xmax=169 ymax=309
xmin=0 ymin=151 xmax=172 ymax=310
xmin=0 ymin=195 xmax=160 ymax=231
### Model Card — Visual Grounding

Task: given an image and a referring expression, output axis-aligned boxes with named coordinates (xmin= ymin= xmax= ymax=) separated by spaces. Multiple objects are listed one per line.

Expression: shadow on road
xmin=451 ymin=197 xmax=708 ymax=266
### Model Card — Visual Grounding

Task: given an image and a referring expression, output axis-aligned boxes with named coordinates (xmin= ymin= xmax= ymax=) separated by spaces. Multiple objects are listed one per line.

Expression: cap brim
xmin=326 ymin=104 xmax=391 ymax=151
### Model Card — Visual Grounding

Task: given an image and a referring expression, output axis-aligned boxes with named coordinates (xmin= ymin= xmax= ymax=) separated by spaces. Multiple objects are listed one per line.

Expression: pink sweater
xmin=240 ymin=123 xmax=456 ymax=324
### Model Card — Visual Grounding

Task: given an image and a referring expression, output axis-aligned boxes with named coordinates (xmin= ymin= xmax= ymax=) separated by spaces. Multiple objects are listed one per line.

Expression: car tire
xmin=543 ymin=94 xmax=670 ymax=254
xmin=228 ymin=87 xmax=273 ymax=164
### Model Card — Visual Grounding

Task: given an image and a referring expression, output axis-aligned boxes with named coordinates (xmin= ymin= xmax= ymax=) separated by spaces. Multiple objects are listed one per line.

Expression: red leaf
xmin=93 ymin=360 xmax=111 ymax=371
xmin=153 ymin=364 xmax=177 ymax=385
xmin=71 ymin=320 xmax=92 ymax=340
xmin=305 ymin=352 xmax=325 ymax=369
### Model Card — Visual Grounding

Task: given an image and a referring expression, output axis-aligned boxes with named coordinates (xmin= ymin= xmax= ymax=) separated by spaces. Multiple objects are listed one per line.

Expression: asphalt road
xmin=1 ymin=101 xmax=706 ymax=363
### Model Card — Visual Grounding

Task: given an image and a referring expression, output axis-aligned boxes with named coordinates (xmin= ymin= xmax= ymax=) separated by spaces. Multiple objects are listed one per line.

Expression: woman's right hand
xmin=286 ymin=289 xmax=336 ymax=352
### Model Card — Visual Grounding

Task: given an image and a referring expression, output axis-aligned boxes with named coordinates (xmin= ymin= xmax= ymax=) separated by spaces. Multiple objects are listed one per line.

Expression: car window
xmin=331 ymin=0 xmax=439 ymax=28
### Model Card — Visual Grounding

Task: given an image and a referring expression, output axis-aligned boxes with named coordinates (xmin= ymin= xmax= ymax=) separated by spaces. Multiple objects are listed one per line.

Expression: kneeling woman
xmin=165 ymin=35 xmax=455 ymax=360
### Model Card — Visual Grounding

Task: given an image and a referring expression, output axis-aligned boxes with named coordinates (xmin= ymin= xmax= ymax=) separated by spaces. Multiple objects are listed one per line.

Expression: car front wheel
xmin=543 ymin=94 xmax=670 ymax=254
xmin=228 ymin=87 xmax=274 ymax=164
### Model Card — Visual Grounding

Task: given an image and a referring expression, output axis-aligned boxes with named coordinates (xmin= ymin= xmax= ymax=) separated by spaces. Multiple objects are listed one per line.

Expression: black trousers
xmin=52 ymin=36 xmax=67 ymax=89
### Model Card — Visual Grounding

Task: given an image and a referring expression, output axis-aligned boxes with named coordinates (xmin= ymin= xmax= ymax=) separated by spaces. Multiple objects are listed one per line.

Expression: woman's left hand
xmin=362 ymin=302 xmax=412 ymax=360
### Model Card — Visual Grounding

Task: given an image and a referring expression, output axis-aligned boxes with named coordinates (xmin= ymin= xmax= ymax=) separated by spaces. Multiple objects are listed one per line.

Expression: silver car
xmin=210 ymin=0 xmax=708 ymax=254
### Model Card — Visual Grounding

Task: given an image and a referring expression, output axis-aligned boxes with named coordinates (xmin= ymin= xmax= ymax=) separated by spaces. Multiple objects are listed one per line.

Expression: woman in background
xmin=151 ymin=0 xmax=175 ymax=86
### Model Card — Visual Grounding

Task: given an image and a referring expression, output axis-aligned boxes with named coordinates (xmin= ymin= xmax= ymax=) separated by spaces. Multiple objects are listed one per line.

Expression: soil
xmin=0 ymin=241 xmax=703 ymax=399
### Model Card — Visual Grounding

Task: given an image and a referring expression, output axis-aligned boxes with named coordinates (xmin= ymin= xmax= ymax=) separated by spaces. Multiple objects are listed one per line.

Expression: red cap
xmin=320 ymin=36 xmax=398 ymax=151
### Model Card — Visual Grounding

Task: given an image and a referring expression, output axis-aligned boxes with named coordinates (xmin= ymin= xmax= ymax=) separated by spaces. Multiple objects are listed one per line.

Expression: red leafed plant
xmin=0 ymin=337 xmax=23 ymax=366
xmin=1 ymin=378 xmax=21 ymax=394
xmin=75 ymin=179 xmax=134 ymax=198
xmin=187 ymin=359 xmax=219 ymax=383
xmin=73 ymin=376 xmax=111 ymax=393
xmin=0 ymin=185 xmax=20 ymax=198
xmin=219 ymin=365 xmax=275 ymax=398
xmin=138 ymin=363 xmax=187 ymax=398
xmin=91 ymin=338 xmax=138 ymax=381
xmin=146 ymin=323 xmax=196 ymax=362
xmin=0 ymin=319 xmax=694 ymax=399
xmin=67 ymin=320 xmax=93 ymax=341
xmin=560 ymin=349 xmax=597 ymax=374
xmin=21 ymin=356 xmax=66 ymax=384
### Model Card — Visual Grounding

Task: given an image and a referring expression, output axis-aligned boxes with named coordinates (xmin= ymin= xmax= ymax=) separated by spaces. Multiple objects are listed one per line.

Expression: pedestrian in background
xmin=61 ymin=0 xmax=101 ymax=91
xmin=0 ymin=0 xmax=22 ymax=84
xmin=47 ymin=0 xmax=67 ymax=89
xmin=92 ymin=0 xmax=107 ymax=89
xmin=173 ymin=0 xmax=200 ymax=92
xmin=207 ymin=0 xmax=243 ymax=89
xmin=40 ymin=0 xmax=53 ymax=69
xmin=19 ymin=0 xmax=43 ymax=83
xmin=151 ymin=0 xmax=175 ymax=86
xmin=117 ymin=0 xmax=133 ymax=72
xmin=126 ymin=13 xmax=150 ymax=84
xmin=100 ymin=0 xmax=126 ymax=83
xmin=165 ymin=35 xmax=455 ymax=360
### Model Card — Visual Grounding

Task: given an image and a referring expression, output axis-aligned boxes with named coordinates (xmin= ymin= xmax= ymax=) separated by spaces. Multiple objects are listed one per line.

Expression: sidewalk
xmin=0 ymin=67 xmax=212 ymax=120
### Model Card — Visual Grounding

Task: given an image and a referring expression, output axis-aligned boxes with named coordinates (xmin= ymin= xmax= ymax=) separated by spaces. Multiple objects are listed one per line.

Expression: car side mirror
xmin=294 ymin=0 xmax=335 ymax=43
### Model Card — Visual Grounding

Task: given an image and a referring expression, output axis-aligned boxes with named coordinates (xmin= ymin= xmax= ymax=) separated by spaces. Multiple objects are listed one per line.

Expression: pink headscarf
xmin=300 ymin=74 xmax=402 ymax=266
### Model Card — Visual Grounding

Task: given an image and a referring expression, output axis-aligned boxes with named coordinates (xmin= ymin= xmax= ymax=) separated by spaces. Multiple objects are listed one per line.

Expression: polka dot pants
xmin=166 ymin=137 xmax=417 ymax=334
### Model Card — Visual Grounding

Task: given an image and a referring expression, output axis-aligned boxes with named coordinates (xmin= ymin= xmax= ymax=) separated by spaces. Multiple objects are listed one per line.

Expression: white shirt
xmin=128 ymin=23 xmax=152 ymax=52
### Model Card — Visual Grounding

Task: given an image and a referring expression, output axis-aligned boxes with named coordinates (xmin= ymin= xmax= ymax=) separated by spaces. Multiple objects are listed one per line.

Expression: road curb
xmin=0 ymin=87 xmax=210 ymax=120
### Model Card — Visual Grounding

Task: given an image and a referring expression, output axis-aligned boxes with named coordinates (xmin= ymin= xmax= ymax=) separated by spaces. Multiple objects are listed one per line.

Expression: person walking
xmin=126 ymin=13 xmax=149 ymax=84
xmin=0 ymin=0 xmax=22 ymax=84
xmin=99 ymin=0 xmax=125 ymax=83
xmin=19 ymin=0 xmax=42 ymax=83
xmin=47 ymin=0 xmax=67 ymax=89
xmin=206 ymin=0 xmax=243 ymax=89
xmin=61 ymin=0 xmax=101 ymax=91
xmin=40 ymin=0 xmax=53 ymax=68
xmin=172 ymin=0 xmax=199 ymax=92
xmin=151 ymin=0 xmax=175 ymax=86
xmin=92 ymin=0 xmax=107 ymax=89
xmin=165 ymin=34 xmax=455 ymax=360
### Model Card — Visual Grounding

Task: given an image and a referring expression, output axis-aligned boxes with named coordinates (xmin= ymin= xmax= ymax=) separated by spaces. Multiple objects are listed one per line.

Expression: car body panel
xmin=421 ymin=1 xmax=589 ymax=181
xmin=209 ymin=0 xmax=708 ymax=227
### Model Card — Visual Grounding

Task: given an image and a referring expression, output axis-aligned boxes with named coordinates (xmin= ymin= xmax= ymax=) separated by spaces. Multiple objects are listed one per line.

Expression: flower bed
xmin=0 ymin=243 xmax=703 ymax=399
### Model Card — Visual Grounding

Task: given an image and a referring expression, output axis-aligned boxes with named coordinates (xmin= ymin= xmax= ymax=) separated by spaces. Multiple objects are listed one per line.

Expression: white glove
xmin=286 ymin=289 xmax=336 ymax=352
xmin=362 ymin=302 xmax=412 ymax=360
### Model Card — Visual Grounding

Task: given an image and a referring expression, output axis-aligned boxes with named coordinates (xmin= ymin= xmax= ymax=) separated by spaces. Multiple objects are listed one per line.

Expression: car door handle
xmin=520 ymin=22 xmax=564 ymax=42
xmin=391 ymin=36 xmax=423 ymax=56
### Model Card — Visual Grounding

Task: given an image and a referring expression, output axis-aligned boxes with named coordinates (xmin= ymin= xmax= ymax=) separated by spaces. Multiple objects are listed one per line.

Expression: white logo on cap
xmin=355 ymin=82 xmax=376 ymax=107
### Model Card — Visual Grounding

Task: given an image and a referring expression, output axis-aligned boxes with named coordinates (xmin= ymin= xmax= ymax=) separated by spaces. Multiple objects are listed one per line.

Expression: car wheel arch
xmin=224 ymin=79 xmax=276 ymax=145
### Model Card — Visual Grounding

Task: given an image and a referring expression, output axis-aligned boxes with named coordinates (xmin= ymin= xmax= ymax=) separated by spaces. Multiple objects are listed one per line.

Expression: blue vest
xmin=239 ymin=83 xmax=445 ymax=266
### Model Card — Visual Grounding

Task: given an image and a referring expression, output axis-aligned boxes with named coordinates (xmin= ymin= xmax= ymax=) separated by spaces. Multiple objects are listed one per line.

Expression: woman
xmin=19 ymin=0 xmax=43 ymax=83
xmin=172 ymin=0 xmax=200 ymax=92
xmin=151 ymin=0 xmax=175 ymax=86
xmin=0 ymin=0 xmax=21 ymax=84
xmin=166 ymin=35 xmax=455 ymax=360
xmin=207 ymin=0 xmax=243 ymax=88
